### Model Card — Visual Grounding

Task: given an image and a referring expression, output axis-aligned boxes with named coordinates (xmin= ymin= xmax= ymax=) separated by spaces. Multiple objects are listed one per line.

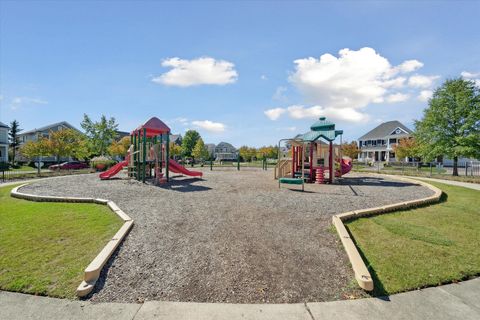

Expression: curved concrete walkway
xmin=1 ymin=278 xmax=479 ymax=320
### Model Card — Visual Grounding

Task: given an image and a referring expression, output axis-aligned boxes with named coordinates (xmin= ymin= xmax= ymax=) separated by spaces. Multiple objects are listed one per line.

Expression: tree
xmin=415 ymin=78 xmax=480 ymax=176
xmin=20 ymin=138 xmax=50 ymax=160
xmin=181 ymin=130 xmax=200 ymax=158
xmin=48 ymin=129 xmax=89 ymax=162
xmin=108 ymin=136 xmax=131 ymax=157
xmin=342 ymin=141 xmax=360 ymax=159
xmin=392 ymin=138 xmax=419 ymax=161
xmin=169 ymin=142 xmax=182 ymax=158
xmin=257 ymin=146 xmax=278 ymax=159
xmin=239 ymin=146 xmax=256 ymax=162
xmin=8 ymin=120 xmax=22 ymax=165
xmin=81 ymin=114 xmax=118 ymax=156
xmin=192 ymin=138 xmax=209 ymax=161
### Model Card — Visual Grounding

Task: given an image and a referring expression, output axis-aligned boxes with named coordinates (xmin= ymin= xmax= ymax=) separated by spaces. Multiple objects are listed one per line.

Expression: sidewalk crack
xmin=304 ymin=302 xmax=316 ymax=320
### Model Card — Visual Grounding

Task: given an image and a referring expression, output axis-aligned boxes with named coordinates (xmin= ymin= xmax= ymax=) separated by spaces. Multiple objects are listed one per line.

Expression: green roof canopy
xmin=296 ymin=117 xmax=343 ymax=142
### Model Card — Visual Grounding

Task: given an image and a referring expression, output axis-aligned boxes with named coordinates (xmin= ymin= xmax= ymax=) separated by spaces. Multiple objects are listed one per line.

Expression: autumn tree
xmin=169 ymin=142 xmax=182 ymax=158
xmin=415 ymin=78 xmax=480 ymax=175
xmin=392 ymin=138 xmax=420 ymax=161
xmin=239 ymin=146 xmax=256 ymax=162
xmin=192 ymin=138 xmax=209 ymax=161
xmin=108 ymin=136 xmax=131 ymax=157
xmin=20 ymin=138 xmax=51 ymax=160
xmin=341 ymin=141 xmax=360 ymax=159
xmin=49 ymin=129 xmax=89 ymax=162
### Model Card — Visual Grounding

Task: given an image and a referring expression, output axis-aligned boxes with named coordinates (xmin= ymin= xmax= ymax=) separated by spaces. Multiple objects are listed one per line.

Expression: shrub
xmin=90 ymin=156 xmax=115 ymax=171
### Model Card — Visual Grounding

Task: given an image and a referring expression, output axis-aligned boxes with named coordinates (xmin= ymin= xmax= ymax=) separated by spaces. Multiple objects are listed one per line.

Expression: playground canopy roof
xmin=294 ymin=117 xmax=343 ymax=142
xmin=131 ymin=117 xmax=171 ymax=137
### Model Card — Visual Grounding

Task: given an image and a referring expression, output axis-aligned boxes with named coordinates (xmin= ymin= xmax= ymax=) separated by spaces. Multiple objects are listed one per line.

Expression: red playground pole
xmin=329 ymin=141 xmax=333 ymax=183
xmin=309 ymin=142 xmax=313 ymax=183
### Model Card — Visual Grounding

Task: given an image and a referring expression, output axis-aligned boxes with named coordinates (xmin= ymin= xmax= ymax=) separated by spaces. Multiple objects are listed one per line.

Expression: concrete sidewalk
xmin=411 ymin=176 xmax=480 ymax=191
xmin=1 ymin=278 xmax=479 ymax=320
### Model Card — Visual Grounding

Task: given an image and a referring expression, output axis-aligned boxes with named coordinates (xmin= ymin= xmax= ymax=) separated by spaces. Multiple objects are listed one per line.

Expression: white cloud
xmin=192 ymin=120 xmax=226 ymax=133
xmin=461 ymin=71 xmax=480 ymax=86
xmin=261 ymin=74 xmax=268 ymax=80
xmin=152 ymin=57 xmax=238 ymax=87
xmin=10 ymin=97 xmax=48 ymax=110
xmin=287 ymin=47 xmax=428 ymax=123
xmin=266 ymin=104 xmax=368 ymax=123
xmin=395 ymin=60 xmax=424 ymax=73
xmin=386 ymin=93 xmax=410 ymax=103
xmin=408 ymin=74 xmax=439 ymax=88
xmin=272 ymin=86 xmax=288 ymax=102
xmin=418 ymin=90 xmax=433 ymax=102
xmin=264 ymin=107 xmax=286 ymax=120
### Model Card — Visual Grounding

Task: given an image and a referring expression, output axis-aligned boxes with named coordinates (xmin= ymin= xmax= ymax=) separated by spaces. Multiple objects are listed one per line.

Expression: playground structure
xmin=276 ymin=117 xmax=352 ymax=190
xmin=99 ymin=117 xmax=202 ymax=182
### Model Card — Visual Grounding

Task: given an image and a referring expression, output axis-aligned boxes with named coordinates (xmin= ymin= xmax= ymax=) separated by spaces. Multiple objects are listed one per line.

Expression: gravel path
xmin=20 ymin=169 xmax=434 ymax=303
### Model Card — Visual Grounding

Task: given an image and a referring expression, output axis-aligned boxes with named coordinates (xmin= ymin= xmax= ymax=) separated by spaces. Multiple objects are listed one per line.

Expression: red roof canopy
xmin=131 ymin=117 xmax=171 ymax=137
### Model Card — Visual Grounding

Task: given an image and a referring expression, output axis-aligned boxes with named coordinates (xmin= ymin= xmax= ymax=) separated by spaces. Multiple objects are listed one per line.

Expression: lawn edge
xmin=10 ymin=183 xmax=134 ymax=298
xmin=332 ymin=174 xmax=443 ymax=291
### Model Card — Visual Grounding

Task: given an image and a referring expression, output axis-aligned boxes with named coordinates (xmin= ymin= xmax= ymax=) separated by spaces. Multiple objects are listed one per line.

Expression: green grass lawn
xmin=346 ymin=182 xmax=480 ymax=296
xmin=0 ymin=184 xmax=123 ymax=299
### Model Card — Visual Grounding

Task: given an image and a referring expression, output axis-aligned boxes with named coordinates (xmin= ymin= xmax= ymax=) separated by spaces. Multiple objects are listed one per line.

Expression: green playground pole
xmin=210 ymin=160 xmax=213 ymax=171
xmin=132 ymin=133 xmax=137 ymax=178
xmin=237 ymin=155 xmax=240 ymax=171
xmin=166 ymin=133 xmax=170 ymax=182
xmin=142 ymin=128 xmax=147 ymax=183
xmin=159 ymin=134 xmax=163 ymax=172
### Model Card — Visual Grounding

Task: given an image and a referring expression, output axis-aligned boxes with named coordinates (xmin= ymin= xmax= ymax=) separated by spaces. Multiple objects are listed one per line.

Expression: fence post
xmin=237 ymin=156 xmax=240 ymax=171
xmin=465 ymin=162 xmax=468 ymax=176
xmin=430 ymin=162 xmax=432 ymax=177
xmin=210 ymin=160 xmax=213 ymax=171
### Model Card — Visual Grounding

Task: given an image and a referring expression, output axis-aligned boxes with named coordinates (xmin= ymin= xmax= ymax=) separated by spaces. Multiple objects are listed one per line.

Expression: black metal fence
xmin=0 ymin=168 xmax=93 ymax=183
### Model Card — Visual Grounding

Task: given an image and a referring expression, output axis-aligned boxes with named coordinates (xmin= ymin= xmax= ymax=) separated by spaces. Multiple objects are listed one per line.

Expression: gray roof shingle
xmin=359 ymin=121 xmax=412 ymax=140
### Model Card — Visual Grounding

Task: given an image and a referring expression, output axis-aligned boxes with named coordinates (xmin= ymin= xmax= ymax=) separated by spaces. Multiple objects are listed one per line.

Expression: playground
xmin=20 ymin=169 xmax=435 ymax=303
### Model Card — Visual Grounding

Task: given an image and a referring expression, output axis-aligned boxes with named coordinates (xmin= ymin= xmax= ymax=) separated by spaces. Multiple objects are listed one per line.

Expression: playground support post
xmin=210 ymin=160 xmax=213 ymax=171
xmin=329 ymin=141 xmax=333 ymax=184
xmin=237 ymin=155 xmax=240 ymax=171
xmin=142 ymin=128 xmax=147 ymax=183
xmin=166 ymin=134 xmax=170 ymax=182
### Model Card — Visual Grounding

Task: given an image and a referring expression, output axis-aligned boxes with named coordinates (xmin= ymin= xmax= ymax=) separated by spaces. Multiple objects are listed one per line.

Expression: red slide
xmin=99 ymin=160 xmax=128 ymax=180
xmin=335 ymin=158 xmax=353 ymax=177
xmin=168 ymin=159 xmax=203 ymax=177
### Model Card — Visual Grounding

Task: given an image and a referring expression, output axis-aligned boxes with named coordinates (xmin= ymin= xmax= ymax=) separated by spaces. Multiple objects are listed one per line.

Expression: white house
xmin=0 ymin=121 xmax=9 ymax=163
xmin=358 ymin=121 xmax=413 ymax=162
xmin=213 ymin=142 xmax=238 ymax=161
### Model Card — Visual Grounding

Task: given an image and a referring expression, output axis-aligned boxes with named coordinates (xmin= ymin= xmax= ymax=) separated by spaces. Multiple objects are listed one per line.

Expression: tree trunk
xmin=453 ymin=156 xmax=458 ymax=176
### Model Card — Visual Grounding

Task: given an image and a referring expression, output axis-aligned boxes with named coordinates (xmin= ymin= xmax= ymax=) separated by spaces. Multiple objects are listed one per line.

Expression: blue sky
xmin=1 ymin=1 xmax=479 ymax=147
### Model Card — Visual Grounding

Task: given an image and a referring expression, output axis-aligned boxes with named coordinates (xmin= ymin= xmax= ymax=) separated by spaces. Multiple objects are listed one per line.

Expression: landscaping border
xmin=10 ymin=183 xmax=134 ymax=297
xmin=332 ymin=175 xmax=443 ymax=291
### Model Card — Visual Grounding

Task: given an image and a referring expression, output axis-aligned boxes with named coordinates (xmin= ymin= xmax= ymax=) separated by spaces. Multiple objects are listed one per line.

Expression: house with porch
xmin=358 ymin=120 xmax=413 ymax=162
xmin=214 ymin=142 xmax=238 ymax=161
xmin=0 ymin=122 xmax=9 ymax=163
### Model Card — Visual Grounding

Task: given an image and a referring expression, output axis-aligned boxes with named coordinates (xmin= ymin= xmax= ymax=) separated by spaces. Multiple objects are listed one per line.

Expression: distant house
xmin=214 ymin=142 xmax=238 ymax=161
xmin=358 ymin=121 xmax=413 ymax=162
xmin=205 ymin=143 xmax=216 ymax=158
xmin=115 ymin=130 xmax=130 ymax=140
xmin=170 ymin=134 xmax=182 ymax=145
xmin=18 ymin=121 xmax=82 ymax=163
xmin=19 ymin=121 xmax=82 ymax=145
xmin=0 ymin=122 xmax=9 ymax=163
